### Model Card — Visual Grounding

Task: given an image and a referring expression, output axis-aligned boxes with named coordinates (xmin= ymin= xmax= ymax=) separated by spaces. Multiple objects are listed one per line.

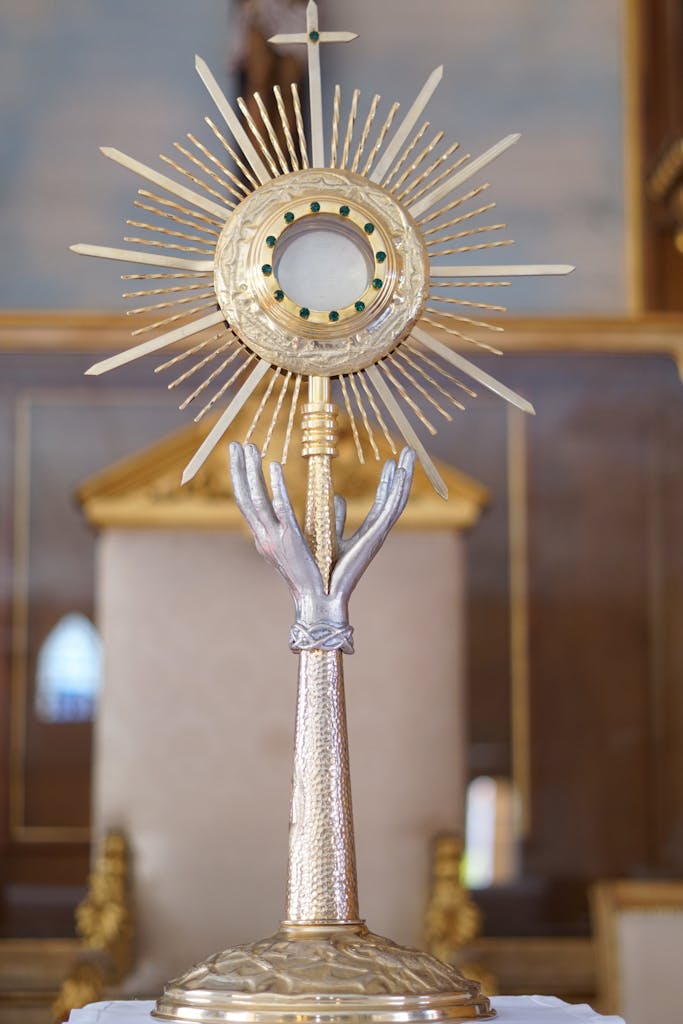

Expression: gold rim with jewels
xmin=213 ymin=168 xmax=429 ymax=377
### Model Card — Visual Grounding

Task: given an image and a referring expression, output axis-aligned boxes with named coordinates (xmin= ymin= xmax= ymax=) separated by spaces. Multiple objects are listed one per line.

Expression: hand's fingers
xmin=269 ymin=461 xmax=302 ymax=534
xmin=350 ymin=457 xmax=396 ymax=544
xmin=331 ymin=458 xmax=414 ymax=596
xmin=334 ymin=496 xmax=347 ymax=543
xmin=244 ymin=443 xmax=277 ymax=532
xmin=230 ymin=442 xmax=257 ymax=522
xmin=398 ymin=447 xmax=416 ymax=477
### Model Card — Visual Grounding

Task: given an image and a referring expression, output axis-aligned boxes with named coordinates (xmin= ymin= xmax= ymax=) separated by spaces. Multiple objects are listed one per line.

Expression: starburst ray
xmin=339 ymin=376 xmax=364 ymax=463
xmin=411 ymin=324 xmax=534 ymax=413
xmin=358 ymin=373 xmax=397 ymax=455
xmin=387 ymin=355 xmax=453 ymax=421
xmin=390 ymin=130 xmax=444 ymax=194
xmin=403 ymin=341 xmax=476 ymax=397
xmin=160 ymin=150 xmax=236 ymax=208
xmin=273 ymin=86 xmax=300 ymax=171
xmin=394 ymin=349 xmax=465 ymax=411
xmin=409 ymin=133 xmax=521 ymax=219
xmin=379 ymin=361 xmax=437 ymax=435
xmin=133 ymin=199 xmax=220 ymax=238
xmin=427 ymin=293 xmax=506 ymax=312
xmin=85 ymin=310 xmax=224 ymax=375
xmin=124 ymin=282 xmax=214 ymax=299
xmin=195 ymin=354 xmax=256 ymax=420
xmin=123 ymin=234 xmax=215 ymax=257
xmin=406 ymin=152 xmax=470 ymax=205
xmin=179 ymin=349 xmax=243 ymax=408
xmin=417 ymin=183 xmax=491 ymax=227
xmin=181 ymin=359 xmax=271 ymax=484
xmin=395 ymin=141 xmax=458 ymax=203
xmin=171 ymin=142 xmax=239 ymax=204
xmin=382 ymin=121 xmax=429 ymax=188
xmin=166 ymin=336 xmax=236 ymax=389
xmin=370 ymin=66 xmax=443 ymax=184
xmin=282 ymin=373 xmax=303 ymax=464
xmin=186 ymin=133 xmax=249 ymax=203
xmin=361 ymin=101 xmax=400 ymax=177
xmin=253 ymin=93 xmax=290 ymax=175
xmin=349 ymin=374 xmax=380 ymax=460
xmin=431 ymin=264 xmax=574 ymax=278
xmin=423 ymin=305 xmax=503 ymax=333
xmin=204 ymin=118 xmax=257 ymax=191
xmin=291 ymin=84 xmax=310 ymax=168
xmin=365 ymin=364 xmax=447 ymax=498
xmin=263 ymin=371 xmax=292 ymax=455
xmin=195 ymin=55 xmax=271 ymax=185
xmin=429 ymin=280 xmax=511 ymax=289
xmin=351 ymin=94 xmax=381 ymax=173
xmin=330 ymin=85 xmax=342 ymax=167
xmin=245 ymin=366 xmax=282 ymax=442
xmin=425 ymin=222 xmax=506 ymax=247
xmin=419 ymin=314 xmax=503 ymax=356
xmin=126 ymin=290 xmax=215 ymax=316
xmin=429 ymin=239 xmax=514 ymax=258
xmin=70 ymin=243 xmax=214 ymax=273
xmin=340 ymin=89 xmax=360 ymax=170
xmin=121 ymin=271 xmax=212 ymax=281
xmin=100 ymin=147 xmax=230 ymax=220
xmin=155 ymin=332 xmax=225 ymax=373
xmin=137 ymin=188 xmax=224 ymax=227
xmin=125 ymin=219 xmax=215 ymax=248
xmin=237 ymin=96 xmax=281 ymax=177
xmin=422 ymin=201 xmax=496 ymax=236
xmin=129 ymin=300 xmax=219 ymax=337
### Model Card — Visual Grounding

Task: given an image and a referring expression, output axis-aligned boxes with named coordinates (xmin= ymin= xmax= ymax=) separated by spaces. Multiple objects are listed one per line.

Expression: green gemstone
xmin=261 ymin=264 xmax=273 ymax=276
xmin=364 ymin=222 xmax=375 ymax=235
xmin=284 ymin=211 xmax=295 ymax=222
xmin=266 ymin=235 xmax=277 ymax=248
xmin=339 ymin=205 xmax=350 ymax=217
xmin=310 ymin=201 xmax=321 ymax=213
xmin=354 ymin=301 xmax=365 ymax=312
xmin=329 ymin=310 xmax=340 ymax=322
xmin=309 ymin=30 xmax=320 ymax=41
xmin=274 ymin=289 xmax=284 ymax=302
xmin=376 ymin=250 xmax=387 ymax=263
xmin=372 ymin=278 xmax=383 ymax=289
xmin=299 ymin=307 xmax=310 ymax=319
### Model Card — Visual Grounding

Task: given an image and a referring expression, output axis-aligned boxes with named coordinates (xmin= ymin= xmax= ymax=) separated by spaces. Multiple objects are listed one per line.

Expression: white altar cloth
xmin=68 ymin=996 xmax=625 ymax=1023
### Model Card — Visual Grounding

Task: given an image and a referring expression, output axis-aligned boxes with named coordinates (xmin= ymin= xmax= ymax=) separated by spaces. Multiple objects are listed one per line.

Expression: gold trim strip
xmin=507 ymin=407 xmax=531 ymax=835
xmin=623 ymin=0 xmax=644 ymax=314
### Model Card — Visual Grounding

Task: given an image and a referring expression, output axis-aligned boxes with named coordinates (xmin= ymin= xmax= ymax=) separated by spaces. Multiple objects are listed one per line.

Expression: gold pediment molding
xmin=77 ymin=402 xmax=488 ymax=532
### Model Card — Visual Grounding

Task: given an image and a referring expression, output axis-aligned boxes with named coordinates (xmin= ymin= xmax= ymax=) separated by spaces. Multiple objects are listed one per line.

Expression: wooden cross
xmin=269 ymin=1 xmax=357 ymax=168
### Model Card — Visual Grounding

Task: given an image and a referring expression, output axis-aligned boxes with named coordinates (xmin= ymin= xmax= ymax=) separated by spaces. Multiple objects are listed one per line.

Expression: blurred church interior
xmin=2 ymin=1 xmax=683 ymax=1022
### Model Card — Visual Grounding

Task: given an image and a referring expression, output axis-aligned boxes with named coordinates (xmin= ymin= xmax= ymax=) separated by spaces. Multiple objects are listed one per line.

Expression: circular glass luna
xmin=273 ymin=215 xmax=374 ymax=311
xmin=213 ymin=168 xmax=429 ymax=378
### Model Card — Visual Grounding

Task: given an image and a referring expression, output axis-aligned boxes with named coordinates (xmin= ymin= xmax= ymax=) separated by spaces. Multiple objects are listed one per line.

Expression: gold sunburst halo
xmin=71 ymin=0 xmax=573 ymax=498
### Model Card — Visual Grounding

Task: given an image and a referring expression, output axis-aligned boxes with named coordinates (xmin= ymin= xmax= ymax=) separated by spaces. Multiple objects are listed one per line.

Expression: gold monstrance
xmin=72 ymin=4 xmax=572 ymax=1021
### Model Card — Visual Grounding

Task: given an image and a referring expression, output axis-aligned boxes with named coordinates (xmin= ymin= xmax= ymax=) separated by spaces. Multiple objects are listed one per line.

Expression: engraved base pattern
xmin=153 ymin=928 xmax=495 ymax=1022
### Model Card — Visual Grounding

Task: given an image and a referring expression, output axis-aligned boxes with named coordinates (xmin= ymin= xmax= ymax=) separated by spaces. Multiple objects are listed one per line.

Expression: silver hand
xmin=229 ymin=442 xmax=415 ymax=653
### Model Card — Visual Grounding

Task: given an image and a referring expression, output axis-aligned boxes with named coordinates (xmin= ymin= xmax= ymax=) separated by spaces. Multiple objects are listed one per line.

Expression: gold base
xmin=152 ymin=924 xmax=494 ymax=1024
